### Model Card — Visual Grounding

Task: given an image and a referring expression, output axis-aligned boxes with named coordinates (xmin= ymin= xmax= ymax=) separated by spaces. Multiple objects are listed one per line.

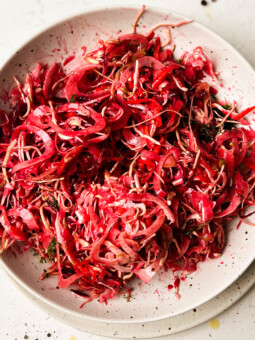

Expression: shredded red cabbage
xmin=0 ymin=7 xmax=255 ymax=305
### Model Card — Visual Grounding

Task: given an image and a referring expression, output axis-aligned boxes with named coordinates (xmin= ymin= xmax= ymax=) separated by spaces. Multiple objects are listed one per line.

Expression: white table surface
xmin=0 ymin=0 xmax=254 ymax=339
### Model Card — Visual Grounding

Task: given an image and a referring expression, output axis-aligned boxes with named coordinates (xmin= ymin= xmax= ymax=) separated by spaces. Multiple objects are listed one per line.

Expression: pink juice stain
xmin=0 ymin=89 xmax=11 ymax=104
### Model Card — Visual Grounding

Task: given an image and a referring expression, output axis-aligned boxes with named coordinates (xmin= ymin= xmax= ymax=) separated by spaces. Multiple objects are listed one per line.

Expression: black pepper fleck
xmin=47 ymin=333 xmax=52 ymax=337
xmin=201 ymin=0 xmax=208 ymax=5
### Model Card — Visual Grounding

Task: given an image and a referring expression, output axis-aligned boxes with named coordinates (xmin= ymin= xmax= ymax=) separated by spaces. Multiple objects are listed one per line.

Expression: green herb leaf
xmin=39 ymin=257 xmax=47 ymax=264
xmin=195 ymin=122 xmax=219 ymax=143
xmin=185 ymin=224 xmax=206 ymax=236
xmin=70 ymin=94 xmax=76 ymax=103
xmin=47 ymin=237 xmax=58 ymax=257
xmin=43 ymin=269 xmax=48 ymax=278
xmin=48 ymin=196 xmax=60 ymax=211
xmin=123 ymin=292 xmax=132 ymax=302
xmin=222 ymin=104 xmax=232 ymax=110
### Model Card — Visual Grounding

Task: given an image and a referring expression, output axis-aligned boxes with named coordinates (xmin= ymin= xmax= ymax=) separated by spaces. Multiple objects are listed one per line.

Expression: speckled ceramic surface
xmin=5 ymin=261 xmax=255 ymax=338
xmin=0 ymin=5 xmax=255 ymax=324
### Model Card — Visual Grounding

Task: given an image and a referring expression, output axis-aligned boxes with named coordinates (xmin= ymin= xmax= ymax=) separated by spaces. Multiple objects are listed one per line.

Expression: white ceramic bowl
xmin=0 ymin=5 xmax=255 ymax=324
xmin=5 ymin=262 xmax=255 ymax=338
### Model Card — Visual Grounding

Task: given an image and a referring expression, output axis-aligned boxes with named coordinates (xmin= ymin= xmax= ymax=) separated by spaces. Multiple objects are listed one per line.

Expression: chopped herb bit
xmin=185 ymin=224 xmax=206 ymax=236
xmin=222 ymin=104 xmax=232 ymax=110
xmin=39 ymin=257 xmax=47 ymax=264
xmin=70 ymin=94 xmax=76 ymax=103
xmin=47 ymin=196 xmax=60 ymax=211
xmin=47 ymin=237 xmax=58 ymax=257
xmin=123 ymin=290 xmax=132 ymax=302
xmin=43 ymin=269 xmax=48 ymax=278
xmin=195 ymin=122 xmax=219 ymax=142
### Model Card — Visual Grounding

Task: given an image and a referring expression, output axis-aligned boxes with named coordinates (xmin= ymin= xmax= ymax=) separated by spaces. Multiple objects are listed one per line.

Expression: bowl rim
xmin=0 ymin=3 xmax=254 ymax=324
